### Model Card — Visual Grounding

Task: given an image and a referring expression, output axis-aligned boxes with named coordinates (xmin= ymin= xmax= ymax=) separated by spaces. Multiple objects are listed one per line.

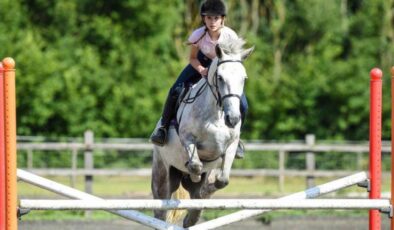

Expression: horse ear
xmin=241 ymin=46 xmax=255 ymax=61
xmin=215 ymin=44 xmax=223 ymax=59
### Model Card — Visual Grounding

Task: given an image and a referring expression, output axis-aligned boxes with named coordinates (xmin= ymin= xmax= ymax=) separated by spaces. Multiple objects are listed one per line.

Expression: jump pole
xmin=19 ymin=198 xmax=391 ymax=210
xmin=391 ymin=67 xmax=394 ymax=230
xmin=0 ymin=61 xmax=6 ymax=230
xmin=17 ymin=169 xmax=183 ymax=230
xmin=189 ymin=172 xmax=368 ymax=230
xmin=369 ymin=68 xmax=382 ymax=230
xmin=2 ymin=58 xmax=17 ymax=230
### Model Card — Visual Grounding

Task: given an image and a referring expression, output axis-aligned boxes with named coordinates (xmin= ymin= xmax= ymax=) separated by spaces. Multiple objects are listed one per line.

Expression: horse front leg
xmin=184 ymin=142 xmax=203 ymax=183
xmin=215 ymin=140 xmax=238 ymax=189
xmin=181 ymin=173 xmax=207 ymax=227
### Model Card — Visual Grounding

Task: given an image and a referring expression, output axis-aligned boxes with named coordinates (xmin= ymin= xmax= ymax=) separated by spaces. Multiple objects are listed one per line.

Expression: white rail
xmin=190 ymin=171 xmax=368 ymax=230
xmin=17 ymin=169 xmax=183 ymax=230
xmin=20 ymin=199 xmax=391 ymax=210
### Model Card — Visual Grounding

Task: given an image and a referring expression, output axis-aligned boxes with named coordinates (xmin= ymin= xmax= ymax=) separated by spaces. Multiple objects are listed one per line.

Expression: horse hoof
xmin=190 ymin=174 xmax=201 ymax=183
xmin=187 ymin=161 xmax=203 ymax=175
xmin=214 ymin=179 xmax=229 ymax=189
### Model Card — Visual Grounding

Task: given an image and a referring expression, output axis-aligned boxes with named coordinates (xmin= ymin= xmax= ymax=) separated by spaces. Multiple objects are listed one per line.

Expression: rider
xmin=150 ymin=0 xmax=248 ymax=158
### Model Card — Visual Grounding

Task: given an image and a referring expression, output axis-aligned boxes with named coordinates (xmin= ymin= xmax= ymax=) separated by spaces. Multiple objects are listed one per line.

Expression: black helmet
xmin=200 ymin=0 xmax=226 ymax=16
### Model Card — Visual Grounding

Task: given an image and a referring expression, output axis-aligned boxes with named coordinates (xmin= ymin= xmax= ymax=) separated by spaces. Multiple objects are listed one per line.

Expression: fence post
xmin=84 ymin=130 xmax=94 ymax=218
xmin=305 ymin=134 xmax=315 ymax=189
xmin=84 ymin=130 xmax=94 ymax=194
xmin=356 ymin=151 xmax=363 ymax=171
xmin=71 ymin=148 xmax=78 ymax=188
xmin=278 ymin=150 xmax=285 ymax=193
xmin=27 ymin=149 xmax=33 ymax=169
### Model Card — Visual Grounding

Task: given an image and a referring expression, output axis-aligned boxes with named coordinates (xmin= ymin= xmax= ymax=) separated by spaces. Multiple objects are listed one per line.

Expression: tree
xmin=0 ymin=0 xmax=392 ymax=141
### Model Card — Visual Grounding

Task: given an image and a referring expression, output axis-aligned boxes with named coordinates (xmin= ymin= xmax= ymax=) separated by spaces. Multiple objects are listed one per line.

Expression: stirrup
xmin=235 ymin=140 xmax=245 ymax=159
xmin=150 ymin=126 xmax=168 ymax=146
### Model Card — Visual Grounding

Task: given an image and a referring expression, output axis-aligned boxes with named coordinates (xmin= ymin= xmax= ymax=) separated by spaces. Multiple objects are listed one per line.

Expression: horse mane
xmin=218 ymin=38 xmax=246 ymax=55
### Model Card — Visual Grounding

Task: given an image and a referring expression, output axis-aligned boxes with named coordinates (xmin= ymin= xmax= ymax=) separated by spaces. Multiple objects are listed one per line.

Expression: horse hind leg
xmin=166 ymin=167 xmax=187 ymax=223
xmin=183 ymin=209 xmax=202 ymax=228
xmin=151 ymin=148 xmax=171 ymax=221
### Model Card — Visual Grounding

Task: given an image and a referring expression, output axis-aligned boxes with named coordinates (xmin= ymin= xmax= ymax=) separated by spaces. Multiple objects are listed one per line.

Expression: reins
xmin=181 ymin=81 xmax=208 ymax=104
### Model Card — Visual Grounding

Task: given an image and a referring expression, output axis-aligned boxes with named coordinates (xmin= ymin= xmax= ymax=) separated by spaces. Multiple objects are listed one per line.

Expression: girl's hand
xmin=199 ymin=67 xmax=208 ymax=77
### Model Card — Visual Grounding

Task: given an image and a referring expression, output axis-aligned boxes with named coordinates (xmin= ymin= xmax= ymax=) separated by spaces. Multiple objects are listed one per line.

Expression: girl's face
xmin=203 ymin=15 xmax=224 ymax=32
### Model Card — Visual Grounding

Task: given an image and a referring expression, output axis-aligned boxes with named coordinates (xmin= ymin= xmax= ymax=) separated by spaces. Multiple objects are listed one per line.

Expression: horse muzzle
xmin=222 ymin=95 xmax=241 ymax=128
xmin=224 ymin=113 xmax=240 ymax=128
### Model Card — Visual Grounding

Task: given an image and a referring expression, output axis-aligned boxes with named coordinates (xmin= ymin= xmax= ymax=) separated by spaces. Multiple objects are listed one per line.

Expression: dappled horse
xmin=151 ymin=38 xmax=254 ymax=227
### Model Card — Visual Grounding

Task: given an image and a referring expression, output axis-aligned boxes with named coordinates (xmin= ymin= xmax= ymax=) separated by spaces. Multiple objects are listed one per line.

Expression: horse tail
xmin=166 ymin=184 xmax=189 ymax=223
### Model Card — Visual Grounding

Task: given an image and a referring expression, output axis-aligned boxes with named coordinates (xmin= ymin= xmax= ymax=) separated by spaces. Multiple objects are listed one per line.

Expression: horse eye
xmin=218 ymin=75 xmax=224 ymax=81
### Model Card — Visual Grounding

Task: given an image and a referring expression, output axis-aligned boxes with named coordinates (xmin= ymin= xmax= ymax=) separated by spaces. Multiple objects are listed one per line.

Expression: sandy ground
xmin=18 ymin=216 xmax=390 ymax=230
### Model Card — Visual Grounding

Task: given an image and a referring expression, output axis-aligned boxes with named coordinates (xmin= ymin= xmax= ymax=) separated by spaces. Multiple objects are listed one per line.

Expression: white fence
xmin=17 ymin=132 xmax=392 ymax=193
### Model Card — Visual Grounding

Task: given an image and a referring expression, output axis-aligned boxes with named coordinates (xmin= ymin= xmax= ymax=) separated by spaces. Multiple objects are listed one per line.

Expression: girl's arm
xmin=189 ymin=46 xmax=208 ymax=76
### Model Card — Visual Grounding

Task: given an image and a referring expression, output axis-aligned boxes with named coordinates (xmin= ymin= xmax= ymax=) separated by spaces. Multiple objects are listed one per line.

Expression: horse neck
xmin=202 ymin=80 xmax=220 ymax=113
xmin=197 ymin=62 xmax=221 ymax=119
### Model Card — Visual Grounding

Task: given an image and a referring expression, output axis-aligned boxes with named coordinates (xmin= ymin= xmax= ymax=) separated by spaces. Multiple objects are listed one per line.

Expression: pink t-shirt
xmin=188 ymin=26 xmax=238 ymax=59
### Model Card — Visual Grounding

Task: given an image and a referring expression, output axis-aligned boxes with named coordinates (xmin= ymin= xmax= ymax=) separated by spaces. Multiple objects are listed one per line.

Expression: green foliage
xmin=94 ymin=150 xmax=152 ymax=168
xmin=233 ymin=151 xmax=278 ymax=169
xmin=0 ymin=0 xmax=393 ymax=142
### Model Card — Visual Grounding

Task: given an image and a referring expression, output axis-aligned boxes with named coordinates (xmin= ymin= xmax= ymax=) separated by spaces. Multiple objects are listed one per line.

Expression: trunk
xmin=250 ymin=0 xmax=260 ymax=35
xmin=272 ymin=0 xmax=286 ymax=82
xmin=381 ymin=0 xmax=394 ymax=69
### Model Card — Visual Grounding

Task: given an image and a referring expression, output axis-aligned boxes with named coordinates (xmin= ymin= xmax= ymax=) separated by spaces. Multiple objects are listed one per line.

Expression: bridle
xmin=207 ymin=59 xmax=244 ymax=107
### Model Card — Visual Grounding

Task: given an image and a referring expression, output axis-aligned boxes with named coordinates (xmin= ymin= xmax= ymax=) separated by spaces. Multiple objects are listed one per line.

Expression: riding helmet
xmin=200 ymin=0 xmax=227 ymax=16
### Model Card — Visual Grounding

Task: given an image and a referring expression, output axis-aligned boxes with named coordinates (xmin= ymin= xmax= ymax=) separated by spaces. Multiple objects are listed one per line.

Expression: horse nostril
xmin=225 ymin=115 xmax=232 ymax=127
xmin=225 ymin=115 xmax=240 ymax=128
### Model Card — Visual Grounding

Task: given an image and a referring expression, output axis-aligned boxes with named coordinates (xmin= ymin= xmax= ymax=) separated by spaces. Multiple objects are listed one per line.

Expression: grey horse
xmin=151 ymin=38 xmax=254 ymax=227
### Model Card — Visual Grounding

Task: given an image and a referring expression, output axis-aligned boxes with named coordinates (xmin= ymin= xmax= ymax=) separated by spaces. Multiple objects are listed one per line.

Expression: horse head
xmin=207 ymin=38 xmax=254 ymax=128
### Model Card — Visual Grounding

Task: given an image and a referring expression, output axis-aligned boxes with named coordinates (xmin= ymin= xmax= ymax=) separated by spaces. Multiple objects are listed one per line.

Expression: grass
xmin=18 ymin=174 xmax=391 ymax=222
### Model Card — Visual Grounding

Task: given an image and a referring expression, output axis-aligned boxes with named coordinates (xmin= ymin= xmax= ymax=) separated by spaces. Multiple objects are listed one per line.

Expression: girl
xmin=150 ymin=0 xmax=248 ymax=158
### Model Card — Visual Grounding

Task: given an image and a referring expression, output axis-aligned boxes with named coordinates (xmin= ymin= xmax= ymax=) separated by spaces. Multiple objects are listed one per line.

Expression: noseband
xmin=207 ymin=59 xmax=243 ymax=107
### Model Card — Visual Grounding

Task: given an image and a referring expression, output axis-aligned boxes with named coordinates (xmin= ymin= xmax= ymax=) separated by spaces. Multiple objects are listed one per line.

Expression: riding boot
xmin=150 ymin=92 xmax=179 ymax=146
